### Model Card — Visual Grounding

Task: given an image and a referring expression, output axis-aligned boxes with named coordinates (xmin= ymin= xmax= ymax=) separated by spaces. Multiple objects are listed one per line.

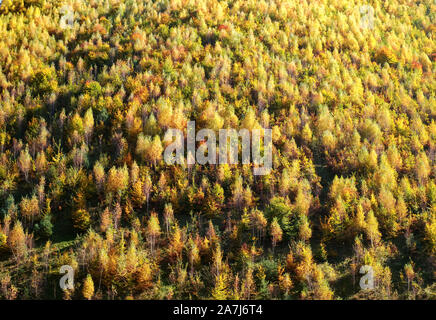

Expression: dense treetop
xmin=0 ymin=0 xmax=435 ymax=299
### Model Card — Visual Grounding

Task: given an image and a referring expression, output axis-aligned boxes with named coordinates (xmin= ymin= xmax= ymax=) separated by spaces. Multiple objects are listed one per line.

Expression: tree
xmin=97 ymin=248 xmax=109 ymax=291
xmin=93 ymin=161 xmax=105 ymax=193
xmin=126 ymin=243 xmax=138 ymax=274
xmin=374 ymin=47 xmax=398 ymax=65
xmin=211 ymin=273 xmax=229 ymax=300
xmin=146 ymin=212 xmax=161 ymax=255
xmin=299 ymin=214 xmax=312 ymax=242
xmin=0 ymin=231 xmax=8 ymax=252
xmin=72 ymin=209 xmax=91 ymax=232
xmin=278 ymin=268 xmax=293 ymax=297
xmin=205 ymin=183 xmax=225 ymax=217
xmin=8 ymin=222 xmax=27 ymax=264
xmin=249 ymin=209 xmax=267 ymax=241
xmin=30 ymin=66 xmax=58 ymax=95
xmin=136 ymin=257 xmax=153 ymax=290
xmin=82 ymin=274 xmax=94 ymax=300
xmin=144 ymin=113 xmax=159 ymax=135
xmin=231 ymin=176 xmax=244 ymax=209
xmin=130 ymin=179 xmax=144 ymax=208
xmin=312 ymin=266 xmax=334 ymax=300
xmin=415 ymin=152 xmax=431 ymax=185
xmin=265 ymin=197 xmax=297 ymax=239
xmin=188 ymin=238 xmax=200 ymax=276
xmin=424 ymin=215 xmax=436 ymax=255
xmin=365 ymin=210 xmax=381 ymax=247
xmin=241 ymin=268 xmax=255 ymax=299
xmin=35 ymin=152 xmax=47 ymax=174
xmin=270 ymin=218 xmax=283 ymax=252
xmin=143 ymin=173 xmax=153 ymax=213
xmin=99 ymin=208 xmax=111 ymax=232
xmin=294 ymin=187 xmax=311 ymax=216
xmin=35 ymin=214 xmax=53 ymax=238
xmin=18 ymin=148 xmax=32 ymax=182
xmin=294 ymin=242 xmax=314 ymax=282
xmin=404 ymin=263 xmax=415 ymax=293
xmin=302 ymin=123 xmax=313 ymax=144
xmin=211 ymin=245 xmax=223 ymax=279
xmin=168 ymin=224 xmax=184 ymax=263
xmin=83 ymin=108 xmax=94 ymax=145
xmin=106 ymin=166 xmax=129 ymax=197
xmin=113 ymin=202 xmax=122 ymax=230
xmin=163 ymin=203 xmax=174 ymax=235
xmin=136 ymin=134 xmax=163 ymax=166
xmin=20 ymin=195 xmax=39 ymax=226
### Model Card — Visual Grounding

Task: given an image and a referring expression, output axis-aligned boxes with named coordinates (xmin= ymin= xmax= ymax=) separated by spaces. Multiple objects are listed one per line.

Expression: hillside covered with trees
xmin=0 ymin=0 xmax=435 ymax=300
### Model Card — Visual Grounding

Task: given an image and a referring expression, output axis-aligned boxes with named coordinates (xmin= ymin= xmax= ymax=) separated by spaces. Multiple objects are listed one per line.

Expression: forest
xmin=0 ymin=0 xmax=435 ymax=300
